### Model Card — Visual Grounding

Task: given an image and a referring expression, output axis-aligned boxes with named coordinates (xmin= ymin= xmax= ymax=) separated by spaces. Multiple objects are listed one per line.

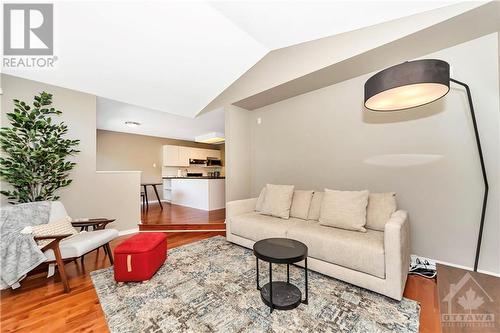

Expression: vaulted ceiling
xmin=3 ymin=1 xmax=462 ymax=119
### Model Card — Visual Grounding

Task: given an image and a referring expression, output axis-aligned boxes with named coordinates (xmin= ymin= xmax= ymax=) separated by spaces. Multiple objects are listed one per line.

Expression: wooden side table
xmin=72 ymin=218 xmax=115 ymax=231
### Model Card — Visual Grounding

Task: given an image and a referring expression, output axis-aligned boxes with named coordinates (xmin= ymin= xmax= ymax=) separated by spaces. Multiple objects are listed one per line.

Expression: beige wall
xmin=96 ymin=130 xmax=223 ymax=200
xmin=224 ymin=105 xmax=252 ymax=201
xmin=232 ymin=34 xmax=500 ymax=274
xmin=1 ymin=75 xmax=141 ymax=231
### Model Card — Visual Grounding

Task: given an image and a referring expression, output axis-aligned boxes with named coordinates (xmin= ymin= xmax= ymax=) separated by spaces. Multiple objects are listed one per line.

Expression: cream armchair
xmin=37 ymin=201 xmax=119 ymax=292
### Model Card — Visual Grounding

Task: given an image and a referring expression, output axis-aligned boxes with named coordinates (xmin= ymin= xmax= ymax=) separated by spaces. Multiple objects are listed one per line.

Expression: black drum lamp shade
xmin=363 ymin=59 xmax=489 ymax=272
xmin=364 ymin=59 xmax=450 ymax=111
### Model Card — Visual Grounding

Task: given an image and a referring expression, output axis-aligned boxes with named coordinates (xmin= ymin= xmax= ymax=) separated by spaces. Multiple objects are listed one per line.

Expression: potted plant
xmin=0 ymin=92 xmax=80 ymax=203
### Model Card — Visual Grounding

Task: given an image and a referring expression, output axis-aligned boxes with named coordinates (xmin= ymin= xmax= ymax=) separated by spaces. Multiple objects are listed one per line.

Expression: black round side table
xmin=253 ymin=238 xmax=308 ymax=313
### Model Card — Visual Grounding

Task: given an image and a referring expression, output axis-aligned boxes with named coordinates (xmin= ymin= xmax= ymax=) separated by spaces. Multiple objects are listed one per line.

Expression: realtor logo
xmin=3 ymin=3 xmax=53 ymax=55
xmin=441 ymin=272 xmax=495 ymax=329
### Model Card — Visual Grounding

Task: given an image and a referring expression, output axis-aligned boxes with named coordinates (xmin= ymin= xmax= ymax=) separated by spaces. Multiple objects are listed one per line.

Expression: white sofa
xmin=226 ymin=193 xmax=410 ymax=300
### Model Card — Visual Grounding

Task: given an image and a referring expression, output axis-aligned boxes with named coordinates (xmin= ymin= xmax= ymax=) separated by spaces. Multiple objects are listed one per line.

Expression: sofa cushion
xmin=307 ymin=191 xmax=323 ymax=220
xmin=366 ymin=192 xmax=397 ymax=231
xmin=261 ymin=184 xmax=295 ymax=219
xmin=230 ymin=212 xmax=303 ymax=242
xmin=290 ymin=190 xmax=314 ymax=220
xmin=287 ymin=221 xmax=385 ymax=278
xmin=319 ymin=189 xmax=369 ymax=232
xmin=255 ymin=187 xmax=266 ymax=212
xmin=44 ymin=229 xmax=119 ymax=260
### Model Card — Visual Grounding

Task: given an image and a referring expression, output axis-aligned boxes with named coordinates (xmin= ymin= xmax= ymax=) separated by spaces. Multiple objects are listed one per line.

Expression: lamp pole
xmin=449 ymin=78 xmax=489 ymax=272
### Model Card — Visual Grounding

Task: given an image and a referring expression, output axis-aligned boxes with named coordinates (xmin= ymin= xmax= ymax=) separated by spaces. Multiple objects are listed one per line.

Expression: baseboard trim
xmin=411 ymin=253 xmax=500 ymax=278
xmin=118 ymin=228 xmax=139 ymax=236
xmin=142 ymin=199 xmax=169 ymax=205
xmin=139 ymin=229 xmax=226 ymax=233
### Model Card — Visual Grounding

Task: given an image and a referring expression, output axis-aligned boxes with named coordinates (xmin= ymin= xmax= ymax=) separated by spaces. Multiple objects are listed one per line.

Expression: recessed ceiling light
xmin=125 ymin=121 xmax=141 ymax=127
xmin=195 ymin=132 xmax=225 ymax=144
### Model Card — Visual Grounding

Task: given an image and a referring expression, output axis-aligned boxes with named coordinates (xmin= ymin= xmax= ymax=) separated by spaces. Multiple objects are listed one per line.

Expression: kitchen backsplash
xmin=163 ymin=166 xmax=224 ymax=177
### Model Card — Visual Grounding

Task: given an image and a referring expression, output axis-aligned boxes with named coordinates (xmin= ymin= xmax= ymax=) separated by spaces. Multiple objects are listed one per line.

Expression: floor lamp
xmin=364 ymin=59 xmax=488 ymax=272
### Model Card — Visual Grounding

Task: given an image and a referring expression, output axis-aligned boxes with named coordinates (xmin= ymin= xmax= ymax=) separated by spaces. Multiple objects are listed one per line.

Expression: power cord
xmin=408 ymin=257 xmax=437 ymax=279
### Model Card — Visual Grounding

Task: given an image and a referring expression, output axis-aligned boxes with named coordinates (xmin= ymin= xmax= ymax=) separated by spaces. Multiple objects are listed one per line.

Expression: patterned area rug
xmin=91 ymin=236 xmax=419 ymax=332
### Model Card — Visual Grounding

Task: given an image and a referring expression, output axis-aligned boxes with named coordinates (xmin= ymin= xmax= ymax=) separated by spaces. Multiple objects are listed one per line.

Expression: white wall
xmin=1 ymin=75 xmax=140 ymax=231
xmin=242 ymin=34 xmax=500 ymax=274
xmin=224 ymin=105 xmax=252 ymax=201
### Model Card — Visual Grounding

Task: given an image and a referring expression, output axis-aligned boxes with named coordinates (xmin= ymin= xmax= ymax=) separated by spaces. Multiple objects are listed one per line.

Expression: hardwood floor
xmin=139 ymin=203 xmax=226 ymax=232
xmin=0 ymin=232 xmax=225 ymax=333
xmin=404 ymin=272 xmax=441 ymax=333
xmin=436 ymin=264 xmax=500 ymax=333
xmin=1 ymin=228 xmax=442 ymax=332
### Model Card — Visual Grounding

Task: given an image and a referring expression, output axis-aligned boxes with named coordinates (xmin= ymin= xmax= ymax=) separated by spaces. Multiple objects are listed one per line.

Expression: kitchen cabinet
xmin=163 ymin=145 xmax=221 ymax=166
xmin=163 ymin=145 xmax=180 ymax=166
xmin=163 ymin=179 xmax=172 ymax=202
xmin=178 ymin=146 xmax=191 ymax=166
xmin=170 ymin=178 xmax=225 ymax=210
xmin=191 ymin=148 xmax=206 ymax=160
xmin=205 ymin=149 xmax=221 ymax=159
xmin=162 ymin=145 xmax=189 ymax=167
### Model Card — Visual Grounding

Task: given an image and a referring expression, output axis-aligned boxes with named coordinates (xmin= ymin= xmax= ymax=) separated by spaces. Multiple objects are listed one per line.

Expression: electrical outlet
xmin=257 ymin=117 xmax=262 ymax=125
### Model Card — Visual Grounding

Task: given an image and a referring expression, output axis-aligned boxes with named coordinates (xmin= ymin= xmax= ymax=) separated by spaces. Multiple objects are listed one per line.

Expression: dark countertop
xmin=162 ymin=176 xmax=225 ymax=180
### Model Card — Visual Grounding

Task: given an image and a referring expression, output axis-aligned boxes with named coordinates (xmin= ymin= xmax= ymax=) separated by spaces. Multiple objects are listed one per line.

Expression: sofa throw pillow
xmin=255 ymin=187 xmax=266 ymax=212
xmin=319 ymin=189 xmax=369 ymax=232
xmin=261 ymin=184 xmax=295 ymax=219
xmin=366 ymin=192 xmax=397 ymax=231
xmin=31 ymin=216 xmax=78 ymax=247
xmin=307 ymin=191 xmax=323 ymax=220
xmin=290 ymin=190 xmax=314 ymax=220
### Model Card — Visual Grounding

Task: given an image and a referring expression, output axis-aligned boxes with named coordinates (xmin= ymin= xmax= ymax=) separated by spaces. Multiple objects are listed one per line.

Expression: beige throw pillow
xmin=366 ymin=192 xmax=397 ymax=231
xmin=319 ymin=189 xmax=369 ymax=232
xmin=255 ymin=187 xmax=266 ymax=212
xmin=31 ymin=216 xmax=78 ymax=247
xmin=307 ymin=191 xmax=323 ymax=220
xmin=290 ymin=190 xmax=314 ymax=220
xmin=261 ymin=184 xmax=295 ymax=219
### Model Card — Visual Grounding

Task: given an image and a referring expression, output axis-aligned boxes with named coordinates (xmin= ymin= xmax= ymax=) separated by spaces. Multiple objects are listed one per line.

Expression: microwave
xmin=206 ymin=157 xmax=222 ymax=166
xmin=189 ymin=158 xmax=207 ymax=165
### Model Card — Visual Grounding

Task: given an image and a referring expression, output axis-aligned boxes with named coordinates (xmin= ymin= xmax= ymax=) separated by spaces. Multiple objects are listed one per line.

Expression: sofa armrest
xmin=384 ymin=210 xmax=410 ymax=300
xmin=226 ymin=198 xmax=258 ymax=220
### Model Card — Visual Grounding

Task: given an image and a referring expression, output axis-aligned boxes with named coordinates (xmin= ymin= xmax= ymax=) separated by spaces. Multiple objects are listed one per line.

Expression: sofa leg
xmin=53 ymin=245 xmax=70 ymax=293
xmin=105 ymin=243 xmax=114 ymax=265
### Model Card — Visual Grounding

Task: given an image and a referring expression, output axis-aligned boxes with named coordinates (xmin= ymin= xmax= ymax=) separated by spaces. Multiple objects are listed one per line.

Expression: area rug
xmin=91 ymin=236 xmax=419 ymax=332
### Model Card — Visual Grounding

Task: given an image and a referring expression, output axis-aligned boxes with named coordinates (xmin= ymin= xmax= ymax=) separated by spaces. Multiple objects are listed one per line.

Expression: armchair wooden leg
xmin=53 ymin=245 xmax=70 ymax=293
xmin=105 ymin=243 xmax=114 ymax=265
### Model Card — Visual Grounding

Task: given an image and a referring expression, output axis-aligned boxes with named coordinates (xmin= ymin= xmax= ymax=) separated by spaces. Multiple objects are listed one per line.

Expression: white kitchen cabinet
xmin=163 ymin=145 xmax=179 ymax=166
xmin=191 ymin=148 xmax=206 ymax=160
xmin=205 ymin=149 xmax=221 ymax=159
xmin=163 ymin=145 xmax=221 ymax=166
xmin=163 ymin=145 xmax=189 ymax=166
xmin=178 ymin=146 xmax=191 ymax=166
xmin=171 ymin=178 xmax=225 ymax=211
xmin=163 ymin=179 xmax=172 ymax=202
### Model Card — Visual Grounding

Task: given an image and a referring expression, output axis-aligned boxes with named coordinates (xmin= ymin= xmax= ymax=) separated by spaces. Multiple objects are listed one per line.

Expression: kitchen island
xmin=163 ymin=177 xmax=225 ymax=211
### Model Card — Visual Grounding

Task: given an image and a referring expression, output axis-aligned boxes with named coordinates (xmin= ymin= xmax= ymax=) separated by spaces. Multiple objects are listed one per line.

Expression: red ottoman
xmin=114 ymin=232 xmax=167 ymax=282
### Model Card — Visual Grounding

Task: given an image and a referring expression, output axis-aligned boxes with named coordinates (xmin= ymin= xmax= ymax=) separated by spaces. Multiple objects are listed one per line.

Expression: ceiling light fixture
xmin=195 ymin=132 xmax=225 ymax=144
xmin=125 ymin=121 xmax=141 ymax=128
